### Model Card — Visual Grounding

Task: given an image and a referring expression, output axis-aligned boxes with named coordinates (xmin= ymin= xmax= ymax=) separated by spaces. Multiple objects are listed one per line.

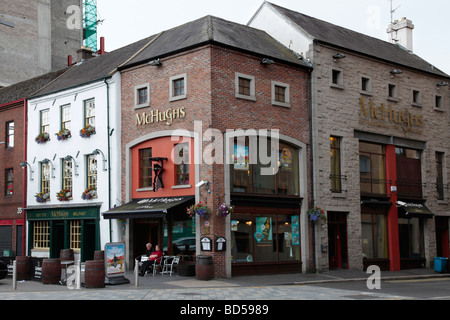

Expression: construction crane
xmin=83 ymin=0 xmax=98 ymax=51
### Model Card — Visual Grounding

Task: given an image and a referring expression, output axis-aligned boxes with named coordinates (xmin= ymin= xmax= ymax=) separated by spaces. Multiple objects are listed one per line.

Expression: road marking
xmin=387 ymin=278 xmax=450 ymax=283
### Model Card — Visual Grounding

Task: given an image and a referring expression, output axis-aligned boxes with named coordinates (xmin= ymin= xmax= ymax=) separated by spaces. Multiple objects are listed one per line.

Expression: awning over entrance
xmin=103 ymin=196 xmax=194 ymax=219
xmin=396 ymin=201 xmax=434 ymax=219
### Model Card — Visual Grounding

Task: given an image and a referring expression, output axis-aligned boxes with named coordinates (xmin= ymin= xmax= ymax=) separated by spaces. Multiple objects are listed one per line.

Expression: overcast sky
xmin=96 ymin=0 xmax=450 ymax=75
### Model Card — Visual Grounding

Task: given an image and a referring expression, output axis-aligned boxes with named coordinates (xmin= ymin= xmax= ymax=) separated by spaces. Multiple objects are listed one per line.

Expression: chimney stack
xmin=387 ymin=17 xmax=414 ymax=52
xmin=77 ymin=46 xmax=95 ymax=62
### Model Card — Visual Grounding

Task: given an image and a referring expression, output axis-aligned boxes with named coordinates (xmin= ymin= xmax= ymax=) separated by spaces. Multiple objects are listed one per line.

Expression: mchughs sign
xmin=359 ymin=98 xmax=424 ymax=133
xmin=136 ymin=107 xmax=186 ymax=126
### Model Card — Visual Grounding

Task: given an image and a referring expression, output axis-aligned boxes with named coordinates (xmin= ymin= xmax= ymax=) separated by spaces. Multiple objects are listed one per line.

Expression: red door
xmin=328 ymin=213 xmax=348 ymax=269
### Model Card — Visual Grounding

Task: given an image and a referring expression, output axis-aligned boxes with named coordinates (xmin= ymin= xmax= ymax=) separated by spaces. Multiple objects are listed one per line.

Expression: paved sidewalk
xmin=0 ymin=268 xmax=447 ymax=300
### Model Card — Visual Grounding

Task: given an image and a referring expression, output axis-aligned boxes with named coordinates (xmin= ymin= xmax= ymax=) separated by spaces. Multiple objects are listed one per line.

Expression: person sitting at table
xmin=139 ymin=244 xmax=163 ymax=276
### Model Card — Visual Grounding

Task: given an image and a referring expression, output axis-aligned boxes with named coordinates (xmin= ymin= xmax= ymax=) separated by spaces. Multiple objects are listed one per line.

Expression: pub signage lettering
xmin=136 ymin=107 xmax=186 ymax=127
xmin=359 ymin=98 xmax=424 ymax=133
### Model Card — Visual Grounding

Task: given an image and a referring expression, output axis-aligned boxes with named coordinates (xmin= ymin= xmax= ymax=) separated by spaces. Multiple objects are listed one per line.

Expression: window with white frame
xmin=271 ymin=81 xmax=290 ymax=108
xmin=87 ymin=155 xmax=97 ymax=192
xmin=134 ymin=83 xmax=150 ymax=109
xmin=61 ymin=104 xmax=71 ymax=130
xmin=62 ymin=159 xmax=73 ymax=194
xmin=84 ymin=99 xmax=95 ymax=126
xmin=41 ymin=162 xmax=51 ymax=195
xmin=40 ymin=109 xmax=50 ymax=134
xmin=235 ymin=73 xmax=256 ymax=101
xmin=170 ymin=74 xmax=187 ymax=101
xmin=6 ymin=121 xmax=14 ymax=148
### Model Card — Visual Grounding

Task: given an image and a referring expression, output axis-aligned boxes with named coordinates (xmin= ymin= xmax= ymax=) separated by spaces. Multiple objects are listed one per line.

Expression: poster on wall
xmin=254 ymin=217 xmax=272 ymax=243
xmin=104 ymin=242 xmax=130 ymax=285
xmin=234 ymin=144 xmax=249 ymax=170
xmin=291 ymin=215 xmax=300 ymax=245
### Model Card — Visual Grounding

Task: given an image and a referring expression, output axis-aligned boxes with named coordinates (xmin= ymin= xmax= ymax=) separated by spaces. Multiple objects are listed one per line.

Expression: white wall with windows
xmin=25 ymin=73 xmax=123 ymax=259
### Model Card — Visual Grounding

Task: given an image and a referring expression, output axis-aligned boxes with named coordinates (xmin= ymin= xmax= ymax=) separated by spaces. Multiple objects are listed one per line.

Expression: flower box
xmin=80 ymin=125 xmax=95 ymax=138
xmin=35 ymin=132 xmax=50 ymax=144
xmin=35 ymin=192 xmax=50 ymax=203
xmin=55 ymin=129 xmax=71 ymax=141
xmin=82 ymin=187 xmax=97 ymax=200
xmin=57 ymin=189 xmax=72 ymax=201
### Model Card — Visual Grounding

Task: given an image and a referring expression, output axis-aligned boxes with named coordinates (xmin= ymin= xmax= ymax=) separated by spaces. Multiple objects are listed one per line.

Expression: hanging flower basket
xmin=307 ymin=206 xmax=327 ymax=223
xmin=35 ymin=132 xmax=50 ymax=144
xmin=80 ymin=124 xmax=95 ymax=138
xmin=55 ymin=129 xmax=71 ymax=141
xmin=216 ymin=203 xmax=233 ymax=217
xmin=82 ymin=187 xmax=97 ymax=200
xmin=35 ymin=192 xmax=50 ymax=203
xmin=187 ymin=202 xmax=210 ymax=219
xmin=57 ymin=189 xmax=72 ymax=201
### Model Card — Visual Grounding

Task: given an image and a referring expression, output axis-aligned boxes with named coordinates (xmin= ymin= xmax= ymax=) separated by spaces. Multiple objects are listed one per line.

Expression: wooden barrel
xmin=16 ymin=256 xmax=31 ymax=280
xmin=195 ymin=255 xmax=214 ymax=280
xmin=84 ymin=260 xmax=105 ymax=288
xmin=94 ymin=250 xmax=104 ymax=261
xmin=60 ymin=249 xmax=74 ymax=269
xmin=42 ymin=258 xmax=61 ymax=284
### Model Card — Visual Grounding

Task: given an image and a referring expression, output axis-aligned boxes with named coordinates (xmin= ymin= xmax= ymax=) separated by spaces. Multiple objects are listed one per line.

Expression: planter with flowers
xmin=82 ymin=187 xmax=97 ymax=200
xmin=35 ymin=192 xmax=50 ymax=203
xmin=80 ymin=124 xmax=95 ymax=138
xmin=57 ymin=189 xmax=72 ymax=201
xmin=187 ymin=202 xmax=210 ymax=220
xmin=35 ymin=132 xmax=50 ymax=144
xmin=55 ymin=128 xmax=71 ymax=141
xmin=216 ymin=203 xmax=233 ymax=217
xmin=307 ymin=206 xmax=327 ymax=223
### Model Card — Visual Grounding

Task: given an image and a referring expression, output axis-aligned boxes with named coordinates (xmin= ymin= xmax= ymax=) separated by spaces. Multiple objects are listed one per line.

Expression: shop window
xmin=398 ymin=217 xmax=424 ymax=258
xmin=84 ymin=99 xmax=95 ymax=127
xmin=170 ymin=74 xmax=187 ymax=101
xmin=70 ymin=220 xmax=81 ymax=250
xmin=330 ymin=136 xmax=342 ymax=193
xmin=231 ymin=213 xmax=300 ymax=263
xmin=134 ymin=84 xmax=150 ymax=109
xmin=5 ymin=121 xmax=14 ymax=148
xmin=359 ymin=142 xmax=386 ymax=195
xmin=235 ymin=73 xmax=256 ymax=101
xmin=5 ymin=168 xmax=13 ymax=196
xmin=231 ymin=138 xmax=299 ymax=196
xmin=139 ymin=148 xmax=152 ymax=189
xmin=271 ymin=81 xmax=290 ymax=108
xmin=33 ymin=221 xmax=50 ymax=249
xmin=61 ymin=104 xmax=71 ymax=131
xmin=40 ymin=109 xmax=50 ymax=134
xmin=361 ymin=212 xmax=389 ymax=259
xmin=174 ymin=143 xmax=190 ymax=186
xmin=436 ymin=152 xmax=445 ymax=200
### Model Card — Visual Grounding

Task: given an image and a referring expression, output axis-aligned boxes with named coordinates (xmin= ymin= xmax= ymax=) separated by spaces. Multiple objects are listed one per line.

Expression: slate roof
xmin=31 ymin=36 xmax=155 ymax=98
xmin=265 ymin=2 xmax=449 ymax=78
xmin=0 ymin=67 xmax=69 ymax=106
xmin=120 ymin=15 xmax=311 ymax=69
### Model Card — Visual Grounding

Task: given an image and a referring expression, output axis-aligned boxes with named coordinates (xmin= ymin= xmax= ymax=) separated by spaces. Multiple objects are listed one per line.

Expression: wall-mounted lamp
xmin=92 ymin=149 xmax=107 ymax=171
xmin=333 ymin=53 xmax=346 ymax=61
xmin=390 ymin=69 xmax=403 ymax=77
xmin=64 ymin=155 xmax=79 ymax=176
xmin=41 ymin=158 xmax=55 ymax=179
xmin=261 ymin=58 xmax=275 ymax=65
xmin=437 ymin=81 xmax=449 ymax=87
xmin=196 ymin=180 xmax=210 ymax=204
xmin=20 ymin=161 xmax=34 ymax=181
xmin=148 ymin=58 xmax=162 ymax=66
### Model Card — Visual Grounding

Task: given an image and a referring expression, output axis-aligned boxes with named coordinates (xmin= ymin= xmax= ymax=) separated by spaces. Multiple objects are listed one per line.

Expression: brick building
xmin=104 ymin=16 xmax=312 ymax=277
xmin=250 ymin=2 xmax=450 ymax=271
xmin=0 ymin=69 xmax=67 ymax=257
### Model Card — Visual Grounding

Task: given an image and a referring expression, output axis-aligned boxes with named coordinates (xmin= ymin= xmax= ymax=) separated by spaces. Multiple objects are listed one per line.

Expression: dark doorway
xmin=51 ymin=222 xmax=65 ymax=258
xmin=328 ymin=212 xmax=348 ymax=269
xmin=133 ymin=219 xmax=159 ymax=258
xmin=82 ymin=221 xmax=96 ymax=261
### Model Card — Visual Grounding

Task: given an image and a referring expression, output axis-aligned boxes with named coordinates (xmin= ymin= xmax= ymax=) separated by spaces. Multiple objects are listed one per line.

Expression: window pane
xmin=277 ymin=214 xmax=301 ymax=261
xmin=173 ymin=78 xmax=184 ymax=96
xmin=85 ymin=99 xmax=95 ymax=126
xmin=231 ymin=213 xmax=254 ymax=263
xmin=6 ymin=121 xmax=14 ymax=148
xmin=41 ymin=110 xmax=49 ymax=133
xmin=139 ymin=148 xmax=152 ymax=188
xmin=5 ymin=168 xmax=13 ymax=195
xmin=274 ymin=85 xmax=286 ymax=102
xmin=330 ymin=137 xmax=341 ymax=193
xmin=238 ymin=78 xmax=251 ymax=96
xmin=231 ymin=138 xmax=251 ymax=192
xmin=278 ymin=143 xmax=299 ymax=195
xmin=254 ymin=215 xmax=277 ymax=262
xmin=138 ymin=87 xmax=148 ymax=104
xmin=87 ymin=155 xmax=97 ymax=190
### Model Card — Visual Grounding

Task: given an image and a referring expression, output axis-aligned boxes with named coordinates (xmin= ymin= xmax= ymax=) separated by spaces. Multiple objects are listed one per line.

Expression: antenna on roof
xmin=390 ymin=0 xmax=401 ymax=23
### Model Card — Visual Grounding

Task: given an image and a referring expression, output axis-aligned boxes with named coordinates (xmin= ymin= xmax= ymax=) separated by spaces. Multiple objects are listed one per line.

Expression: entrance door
xmin=328 ymin=212 xmax=348 ymax=269
xmin=133 ymin=219 xmax=159 ymax=258
xmin=51 ymin=221 xmax=65 ymax=258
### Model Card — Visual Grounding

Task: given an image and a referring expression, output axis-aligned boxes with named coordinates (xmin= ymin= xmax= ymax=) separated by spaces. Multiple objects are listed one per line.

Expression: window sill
xmin=137 ymin=187 xmax=153 ymax=192
xmin=172 ymin=184 xmax=192 ymax=189
xmin=236 ymin=94 xmax=256 ymax=101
